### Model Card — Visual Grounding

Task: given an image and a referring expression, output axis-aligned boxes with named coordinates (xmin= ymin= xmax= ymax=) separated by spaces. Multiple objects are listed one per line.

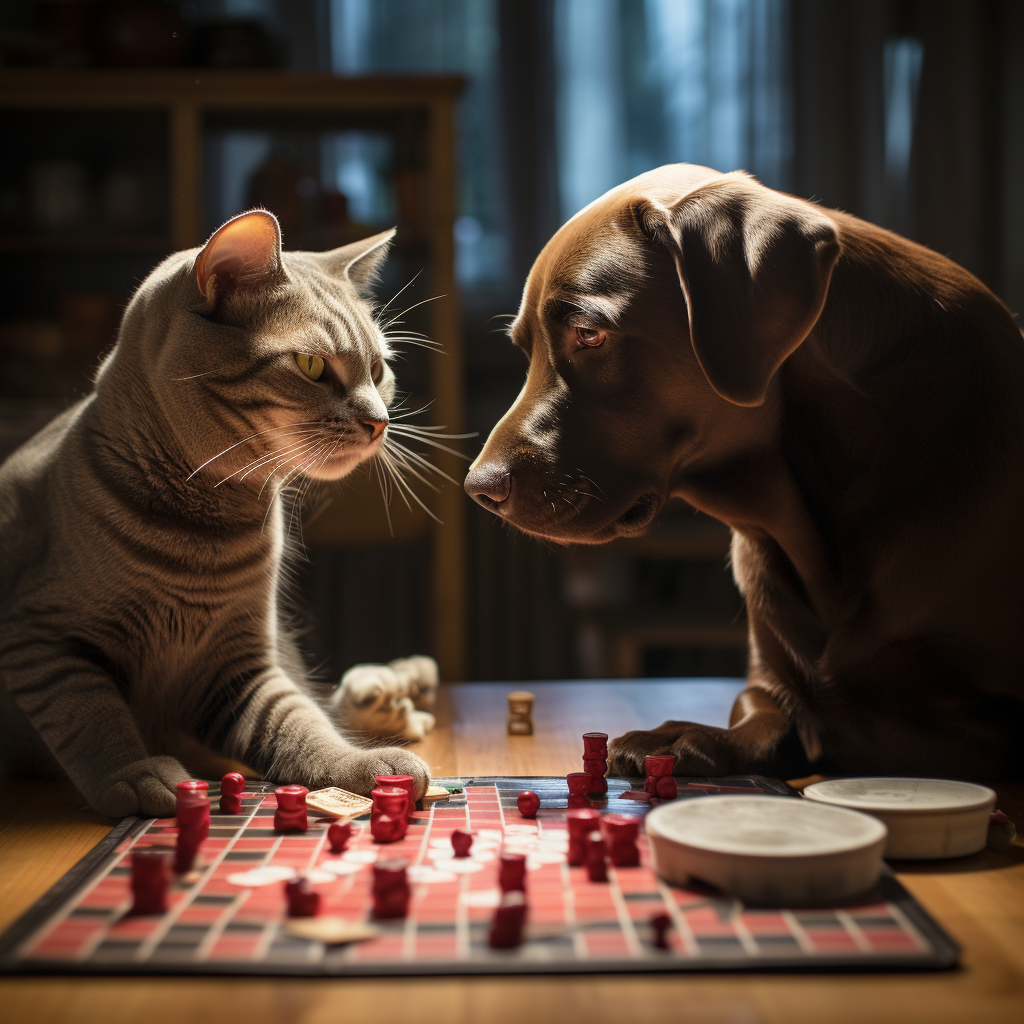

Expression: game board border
xmin=0 ymin=776 xmax=961 ymax=977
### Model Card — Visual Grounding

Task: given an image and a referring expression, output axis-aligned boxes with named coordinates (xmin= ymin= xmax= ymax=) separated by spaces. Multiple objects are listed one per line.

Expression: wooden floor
xmin=2 ymin=680 xmax=1023 ymax=1024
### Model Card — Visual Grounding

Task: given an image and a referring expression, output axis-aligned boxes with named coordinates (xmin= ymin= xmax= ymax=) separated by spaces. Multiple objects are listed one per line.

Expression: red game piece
xmin=517 ymin=791 xmax=540 ymax=818
xmin=650 ymin=911 xmax=672 ymax=949
xmin=585 ymin=830 xmax=608 ymax=882
xmin=176 ymin=780 xmax=210 ymax=841
xmin=498 ymin=851 xmax=527 ymax=893
xmin=130 ymin=846 xmax=173 ymax=915
xmin=644 ymin=754 xmax=675 ymax=796
xmin=174 ymin=792 xmax=209 ymax=874
xmin=374 ymin=774 xmax=415 ymax=817
xmin=219 ymin=772 xmax=245 ymax=815
xmin=284 ymin=876 xmax=320 ymax=918
xmin=372 ymin=859 xmax=411 ymax=919
xmin=273 ymin=785 xmax=309 ymax=833
xmin=370 ymin=786 xmax=409 ymax=842
xmin=327 ymin=820 xmax=352 ymax=854
xmin=645 ymin=755 xmax=674 ymax=776
xmin=601 ymin=814 xmax=641 ymax=867
xmin=583 ymin=757 xmax=608 ymax=795
xmin=451 ymin=828 xmax=474 ymax=857
xmin=582 ymin=732 xmax=609 ymax=758
xmin=566 ymin=772 xmax=592 ymax=808
xmin=566 ymin=808 xmax=601 ymax=865
xmin=371 ymin=813 xmax=405 ymax=843
xmin=655 ymin=775 xmax=678 ymax=800
xmin=488 ymin=890 xmax=527 ymax=948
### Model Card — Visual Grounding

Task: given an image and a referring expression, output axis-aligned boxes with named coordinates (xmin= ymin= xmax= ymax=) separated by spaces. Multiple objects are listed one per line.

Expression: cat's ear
xmin=195 ymin=209 xmax=283 ymax=300
xmin=316 ymin=228 xmax=396 ymax=294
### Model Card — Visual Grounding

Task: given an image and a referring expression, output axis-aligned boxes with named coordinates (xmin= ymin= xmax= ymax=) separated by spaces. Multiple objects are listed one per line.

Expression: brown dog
xmin=465 ymin=164 xmax=1024 ymax=783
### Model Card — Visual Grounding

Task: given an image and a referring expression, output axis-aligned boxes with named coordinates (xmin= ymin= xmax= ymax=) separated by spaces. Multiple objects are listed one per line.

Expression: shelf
xmin=0 ymin=234 xmax=171 ymax=255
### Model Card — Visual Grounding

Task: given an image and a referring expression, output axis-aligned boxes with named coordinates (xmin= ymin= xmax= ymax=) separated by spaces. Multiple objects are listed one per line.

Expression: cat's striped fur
xmin=0 ymin=211 xmax=430 ymax=817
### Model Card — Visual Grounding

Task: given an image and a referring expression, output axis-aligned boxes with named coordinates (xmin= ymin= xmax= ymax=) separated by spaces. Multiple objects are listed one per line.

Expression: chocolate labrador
xmin=464 ymin=164 xmax=1024 ymax=783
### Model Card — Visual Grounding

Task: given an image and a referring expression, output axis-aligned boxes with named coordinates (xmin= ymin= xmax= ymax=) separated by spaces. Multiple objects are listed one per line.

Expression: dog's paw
xmin=89 ymin=756 xmax=191 ymax=819
xmin=608 ymin=721 xmax=734 ymax=778
xmin=331 ymin=747 xmax=431 ymax=799
xmin=388 ymin=655 xmax=439 ymax=710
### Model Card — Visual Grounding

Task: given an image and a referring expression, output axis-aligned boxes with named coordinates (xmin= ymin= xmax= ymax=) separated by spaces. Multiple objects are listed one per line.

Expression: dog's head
xmin=465 ymin=165 xmax=840 ymax=543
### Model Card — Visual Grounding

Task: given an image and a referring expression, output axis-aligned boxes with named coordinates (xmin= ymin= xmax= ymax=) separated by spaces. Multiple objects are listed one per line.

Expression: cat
xmin=0 ymin=209 xmax=434 ymax=819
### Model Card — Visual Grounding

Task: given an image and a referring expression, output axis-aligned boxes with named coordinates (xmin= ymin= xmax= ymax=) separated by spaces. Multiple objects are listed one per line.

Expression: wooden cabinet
xmin=0 ymin=69 xmax=468 ymax=680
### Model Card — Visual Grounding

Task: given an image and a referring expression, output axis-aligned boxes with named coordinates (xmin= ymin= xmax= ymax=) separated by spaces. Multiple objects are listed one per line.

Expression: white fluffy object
xmin=331 ymin=656 xmax=439 ymax=741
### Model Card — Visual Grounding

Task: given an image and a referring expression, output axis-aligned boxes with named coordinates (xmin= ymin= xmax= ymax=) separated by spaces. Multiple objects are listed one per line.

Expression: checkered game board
xmin=0 ymin=776 xmax=958 ymax=975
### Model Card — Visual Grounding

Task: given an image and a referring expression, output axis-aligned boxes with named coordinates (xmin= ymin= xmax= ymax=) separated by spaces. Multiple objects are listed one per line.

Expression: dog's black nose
xmin=464 ymin=462 xmax=511 ymax=506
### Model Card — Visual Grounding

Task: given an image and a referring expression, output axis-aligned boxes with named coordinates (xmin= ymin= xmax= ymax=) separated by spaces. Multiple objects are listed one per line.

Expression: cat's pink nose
xmin=362 ymin=419 xmax=387 ymax=442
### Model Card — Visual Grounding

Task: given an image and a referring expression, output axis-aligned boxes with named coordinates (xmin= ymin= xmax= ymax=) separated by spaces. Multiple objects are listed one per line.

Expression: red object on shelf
xmin=273 ymin=785 xmax=309 ymax=833
xmin=327 ymin=820 xmax=352 ymax=854
xmin=517 ymin=791 xmax=540 ymax=818
xmin=451 ymin=828 xmax=474 ymax=857
xmin=219 ymin=772 xmax=245 ymax=815
xmin=488 ymin=890 xmax=527 ymax=948
xmin=130 ymin=846 xmax=174 ymax=915
xmin=284 ymin=876 xmax=320 ymax=918
xmin=498 ymin=852 xmax=527 ymax=893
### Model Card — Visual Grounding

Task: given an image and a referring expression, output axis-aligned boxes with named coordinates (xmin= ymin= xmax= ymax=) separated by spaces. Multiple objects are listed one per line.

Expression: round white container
xmin=804 ymin=778 xmax=996 ymax=859
xmin=645 ymin=795 xmax=887 ymax=906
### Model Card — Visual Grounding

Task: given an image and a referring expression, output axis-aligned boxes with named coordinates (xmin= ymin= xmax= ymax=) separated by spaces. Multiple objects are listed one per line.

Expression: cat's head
xmin=142 ymin=209 xmax=400 ymax=487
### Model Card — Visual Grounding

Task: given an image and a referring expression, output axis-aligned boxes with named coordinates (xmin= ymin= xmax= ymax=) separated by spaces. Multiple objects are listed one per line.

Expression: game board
xmin=0 ymin=776 xmax=958 ymax=976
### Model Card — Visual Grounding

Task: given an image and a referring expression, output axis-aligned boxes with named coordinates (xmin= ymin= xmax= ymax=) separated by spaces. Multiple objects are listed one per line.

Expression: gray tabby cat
xmin=0 ymin=210 xmax=431 ymax=818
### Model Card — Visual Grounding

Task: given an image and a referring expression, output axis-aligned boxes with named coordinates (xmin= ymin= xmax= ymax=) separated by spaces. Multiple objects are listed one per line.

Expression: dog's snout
xmin=464 ymin=462 xmax=511 ymax=508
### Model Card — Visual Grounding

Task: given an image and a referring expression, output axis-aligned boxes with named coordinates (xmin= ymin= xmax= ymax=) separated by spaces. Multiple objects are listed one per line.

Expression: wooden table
xmin=2 ymin=680 xmax=1023 ymax=1024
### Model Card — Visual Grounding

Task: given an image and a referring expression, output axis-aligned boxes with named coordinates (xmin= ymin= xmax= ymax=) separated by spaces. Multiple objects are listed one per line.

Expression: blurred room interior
xmin=1 ymin=0 xmax=1021 ymax=686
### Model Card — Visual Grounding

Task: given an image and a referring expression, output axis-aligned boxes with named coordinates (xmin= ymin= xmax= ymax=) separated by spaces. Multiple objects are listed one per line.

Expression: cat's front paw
xmin=334 ymin=747 xmax=431 ymax=799
xmin=90 ymin=756 xmax=191 ymax=819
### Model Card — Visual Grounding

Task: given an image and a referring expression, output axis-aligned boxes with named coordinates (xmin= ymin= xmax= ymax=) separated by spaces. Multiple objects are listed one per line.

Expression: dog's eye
xmin=575 ymin=326 xmax=605 ymax=348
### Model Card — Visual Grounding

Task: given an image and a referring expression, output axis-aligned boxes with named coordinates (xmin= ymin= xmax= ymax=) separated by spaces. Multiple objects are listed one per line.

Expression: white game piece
xmin=227 ymin=865 xmax=296 ymax=887
xmin=407 ymin=865 xmax=458 ymax=884
xmin=284 ymin=917 xmax=380 ymax=945
xmin=803 ymin=777 xmax=997 ymax=859
xmin=430 ymin=857 xmax=485 ymax=874
xmin=341 ymin=849 xmax=378 ymax=864
xmin=645 ymin=795 xmax=887 ymax=906
xmin=460 ymin=889 xmax=502 ymax=908
xmin=305 ymin=868 xmax=337 ymax=884
xmin=319 ymin=859 xmax=363 ymax=876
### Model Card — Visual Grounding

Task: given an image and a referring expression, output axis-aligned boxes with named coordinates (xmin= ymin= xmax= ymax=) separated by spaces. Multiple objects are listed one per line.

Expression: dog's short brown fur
xmin=465 ymin=164 xmax=1024 ymax=783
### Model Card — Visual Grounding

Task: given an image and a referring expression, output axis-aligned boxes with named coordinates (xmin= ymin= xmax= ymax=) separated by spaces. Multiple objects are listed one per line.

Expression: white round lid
xmin=804 ymin=777 xmax=996 ymax=814
xmin=645 ymin=795 xmax=886 ymax=858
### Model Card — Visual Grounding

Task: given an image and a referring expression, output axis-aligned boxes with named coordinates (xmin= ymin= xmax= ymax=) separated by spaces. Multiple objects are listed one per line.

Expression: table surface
xmin=1 ymin=679 xmax=1023 ymax=1024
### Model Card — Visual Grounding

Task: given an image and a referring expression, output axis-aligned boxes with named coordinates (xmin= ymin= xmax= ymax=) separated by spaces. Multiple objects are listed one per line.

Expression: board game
xmin=0 ymin=775 xmax=958 ymax=976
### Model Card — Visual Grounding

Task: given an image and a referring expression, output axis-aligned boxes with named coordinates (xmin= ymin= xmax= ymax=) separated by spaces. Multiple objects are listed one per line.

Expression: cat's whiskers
xmin=216 ymin=434 xmax=321 ymax=488
xmin=188 ymin=422 xmax=326 ymax=482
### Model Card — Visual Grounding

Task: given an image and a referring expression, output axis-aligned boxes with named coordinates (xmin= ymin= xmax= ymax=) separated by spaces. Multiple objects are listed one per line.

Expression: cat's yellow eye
xmin=371 ymin=358 xmax=384 ymax=384
xmin=295 ymin=353 xmax=325 ymax=381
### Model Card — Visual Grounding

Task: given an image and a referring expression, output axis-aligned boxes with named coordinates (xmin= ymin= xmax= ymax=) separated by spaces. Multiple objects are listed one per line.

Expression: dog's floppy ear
xmin=640 ymin=176 xmax=840 ymax=406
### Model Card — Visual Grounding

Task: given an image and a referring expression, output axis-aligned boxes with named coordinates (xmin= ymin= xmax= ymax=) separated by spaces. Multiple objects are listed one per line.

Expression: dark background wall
xmin=2 ymin=0 xmax=1021 ymax=682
